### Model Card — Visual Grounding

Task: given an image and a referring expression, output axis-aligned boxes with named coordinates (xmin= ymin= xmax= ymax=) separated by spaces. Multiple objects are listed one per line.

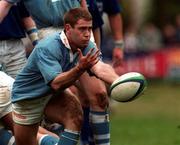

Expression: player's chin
xmin=79 ymin=43 xmax=88 ymax=48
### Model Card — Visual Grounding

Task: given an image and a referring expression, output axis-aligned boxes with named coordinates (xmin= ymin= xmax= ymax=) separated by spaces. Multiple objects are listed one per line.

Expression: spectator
xmin=139 ymin=22 xmax=163 ymax=52
xmin=0 ymin=71 xmax=58 ymax=145
xmin=162 ymin=23 xmax=178 ymax=47
xmin=96 ymin=0 xmax=124 ymax=67
xmin=175 ymin=14 xmax=180 ymax=44
xmin=124 ymin=24 xmax=139 ymax=56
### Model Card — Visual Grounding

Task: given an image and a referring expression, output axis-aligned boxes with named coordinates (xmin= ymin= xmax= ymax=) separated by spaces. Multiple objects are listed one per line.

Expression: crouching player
xmin=0 ymin=71 xmax=58 ymax=145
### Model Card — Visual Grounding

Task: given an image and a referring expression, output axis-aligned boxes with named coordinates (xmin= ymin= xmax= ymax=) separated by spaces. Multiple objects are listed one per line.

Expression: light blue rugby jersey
xmin=11 ymin=32 xmax=98 ymax=103
xmin=6 ymin=0 xmax=81 ymax=28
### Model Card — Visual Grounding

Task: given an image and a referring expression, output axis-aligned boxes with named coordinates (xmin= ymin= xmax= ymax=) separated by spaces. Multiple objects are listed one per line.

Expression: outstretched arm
xmin=108 ymin=13 xmax=124 ymax=66
xmin=0 ymin=0 xmax=12 ymax=23
xmin=91 ymin=61 xmax=119 ymax=85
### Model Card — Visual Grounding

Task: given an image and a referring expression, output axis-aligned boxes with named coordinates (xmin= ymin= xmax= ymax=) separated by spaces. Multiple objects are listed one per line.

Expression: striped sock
xmin=58 ymin=129 xmax=80 ymax=145
xmin=89 ymin=130 xmax=95 ymax=145
xmin=39 ymin=135 xmax=59 ymax=145
xmin=89 ymin=110 xmax=110 ymax=145
xmin=80 ymin=107 xmax=91 ymax=145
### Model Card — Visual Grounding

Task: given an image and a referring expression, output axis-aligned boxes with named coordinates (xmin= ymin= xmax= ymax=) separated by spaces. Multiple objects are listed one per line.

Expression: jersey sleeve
xmin=36 ymin=47 xmax=62 ymax=85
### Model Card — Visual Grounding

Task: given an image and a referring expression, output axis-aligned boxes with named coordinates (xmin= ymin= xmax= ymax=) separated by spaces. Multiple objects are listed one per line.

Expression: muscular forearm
xmin=91 ymin=61 xmax=119 ymax=84
xmin=51 ymin=66 xmax=85 ymax=90
xmin=109 ymin=13 xmax=124 ymax=63
xmin=22 ymin=17 xmax=39 ymax=46
xmin=0 ymin=0 xmax=12 ymax=23
xmin=51 ymin=48 xmax=100 ymax=90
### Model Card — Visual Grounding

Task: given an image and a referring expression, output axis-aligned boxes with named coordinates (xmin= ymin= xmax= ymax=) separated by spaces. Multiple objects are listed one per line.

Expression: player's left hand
xmin=112 ymin=48 xmax=124 ymax=67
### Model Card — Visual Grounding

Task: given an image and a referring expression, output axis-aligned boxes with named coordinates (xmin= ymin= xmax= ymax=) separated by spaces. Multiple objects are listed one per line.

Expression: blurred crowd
xmin=101 ymin=13 xmax=180 ymax=60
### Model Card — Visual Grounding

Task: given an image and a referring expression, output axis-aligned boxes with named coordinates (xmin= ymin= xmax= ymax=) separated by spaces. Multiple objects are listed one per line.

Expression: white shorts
xmin=0 ymin=39 xmax=27 ymax=78
xmin=0 ymin=71 xmax=14 ymax=119
xmin=12 ymin=95 xmax=51 ymax=125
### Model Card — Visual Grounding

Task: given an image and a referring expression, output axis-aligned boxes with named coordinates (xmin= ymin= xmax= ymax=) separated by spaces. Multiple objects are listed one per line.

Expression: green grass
xmin=110 ymin=80 xmax=180 ymax=145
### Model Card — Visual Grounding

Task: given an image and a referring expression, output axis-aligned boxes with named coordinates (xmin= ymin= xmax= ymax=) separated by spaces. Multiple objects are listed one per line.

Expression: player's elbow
xmin=51 ymin=82 xmax=67 ymax=91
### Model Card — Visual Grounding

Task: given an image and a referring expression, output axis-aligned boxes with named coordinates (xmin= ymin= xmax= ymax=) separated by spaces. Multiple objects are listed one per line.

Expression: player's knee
xmin=71 ymin=110 xmax=83 ymax=129
xmin=92 ymin=89 xmax=109 ymax=109
xmin=98 ymin=90 xmax=109 ymax=109
xmin=64 ymin=103 xmax=83 ymax=129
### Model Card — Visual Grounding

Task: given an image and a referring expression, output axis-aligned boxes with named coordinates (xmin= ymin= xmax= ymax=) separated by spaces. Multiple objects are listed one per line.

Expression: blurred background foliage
xmin=121 ymin=0 xmax=180 ymax=30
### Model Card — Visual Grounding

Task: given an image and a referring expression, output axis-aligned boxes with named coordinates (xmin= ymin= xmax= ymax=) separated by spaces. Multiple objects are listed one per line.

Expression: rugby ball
xmin=110 ymin=72 xmax=147 ymax=102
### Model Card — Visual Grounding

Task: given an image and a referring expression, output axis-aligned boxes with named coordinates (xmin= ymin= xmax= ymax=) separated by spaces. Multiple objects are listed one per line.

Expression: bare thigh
xmin=14 ymin=123 xmax=39 ymax=145
xmin=44 ymin=89 xmax=83 ymax=131
xmin=76 ymin=72 xmax=109 ymax=111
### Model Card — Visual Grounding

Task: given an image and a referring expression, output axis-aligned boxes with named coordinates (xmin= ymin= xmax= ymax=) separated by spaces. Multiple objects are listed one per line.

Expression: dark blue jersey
xmin=96 ymin=0 xmax=122 ymax=16
xmin=0 ymin=2 xmax=29 ymax=39
xmin=6 ymin=0 xmax=81 ymax=28
xmin=86 ymin=0 xmax=103 ymax=30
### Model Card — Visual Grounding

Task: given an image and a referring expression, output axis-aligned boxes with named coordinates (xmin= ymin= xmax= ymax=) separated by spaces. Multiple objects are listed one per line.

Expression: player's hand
xmin=77 ymin=48 xmax=100 ymax=71
xmin=112 ymin=48 xmax=124 ymax=67
xmin=80 ymin=0 xmax=88 ymax=9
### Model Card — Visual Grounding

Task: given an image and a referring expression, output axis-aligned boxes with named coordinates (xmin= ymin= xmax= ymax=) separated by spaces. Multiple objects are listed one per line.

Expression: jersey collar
xmin=60 ymin=30 xmax=75 ymax=62
xmin=60 ymin=30 xmax=71 ymax=50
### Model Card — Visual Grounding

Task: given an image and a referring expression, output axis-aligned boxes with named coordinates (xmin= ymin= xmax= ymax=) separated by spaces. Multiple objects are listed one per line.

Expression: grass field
xmin=110 ymin=80 xmax=180 ymax=145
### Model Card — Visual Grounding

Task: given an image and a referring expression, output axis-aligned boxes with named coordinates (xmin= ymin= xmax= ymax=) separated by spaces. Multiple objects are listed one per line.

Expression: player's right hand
xmin=77 ymin=48 xmax=100 ymax=71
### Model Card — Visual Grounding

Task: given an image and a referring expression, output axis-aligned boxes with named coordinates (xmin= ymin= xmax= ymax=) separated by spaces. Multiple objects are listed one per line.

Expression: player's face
xmin=68 ymin=19 xmax=92 ymax=49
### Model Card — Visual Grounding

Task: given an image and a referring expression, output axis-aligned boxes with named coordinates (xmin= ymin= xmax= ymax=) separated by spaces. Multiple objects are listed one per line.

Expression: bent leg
xmin=78 ymin=73 xmax=110 ymax=145
xmin=14 ymin=123 xmax=39 ymax=145
xmin=12 ymin=96 xmax=51 ymax=145
xmin=1 ymin=112 xmax=14 ymax=133
xmin=78 ymin=73 xmax=109 ymax=111
xmin=44 ymin=89 xmax=83 ymax=145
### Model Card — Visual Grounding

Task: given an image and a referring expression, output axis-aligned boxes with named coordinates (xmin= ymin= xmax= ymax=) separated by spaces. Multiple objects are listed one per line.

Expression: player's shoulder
xmin=32 ymin=32 xmax=61 ymax=59
xmin=38 ymin=32 xmax=61 ymax=47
